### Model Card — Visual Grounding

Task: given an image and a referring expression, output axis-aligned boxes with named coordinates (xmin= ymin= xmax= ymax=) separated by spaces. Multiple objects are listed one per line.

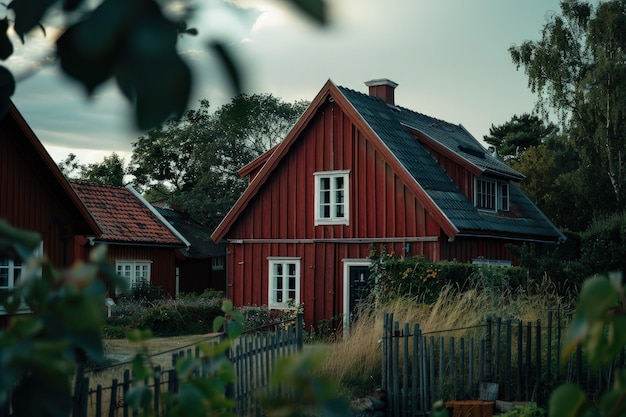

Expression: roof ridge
xmin=337 ymin=84 xmax=457 ymax=128
xmin=70 ymin=180 xmax=127 ymax=190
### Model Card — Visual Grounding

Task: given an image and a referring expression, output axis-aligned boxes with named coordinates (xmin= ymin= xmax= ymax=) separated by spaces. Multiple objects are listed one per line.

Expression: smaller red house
xmin=71 ymin=182 xmax=189 ymax=297
xmin=212 ymin=79 xmax=565 ymax=329
xmin=1 ymin=102 xmax=102 ymax=321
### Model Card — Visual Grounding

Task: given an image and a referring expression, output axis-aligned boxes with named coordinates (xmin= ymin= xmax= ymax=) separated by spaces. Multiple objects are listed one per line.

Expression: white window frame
xmin=115 ymin=260 xmax=152 ymax=292
xmin=267 ymin=257 xmax=300 ymax=309
xmin=211 ymin=256 xmax=225 ymax=271
xmin=474 ymin=177 xmax=509 ymax=212
xmin=0 ymin=242 xmax=43 ymax=315
xmin=314 ymin=170 xmax=350 ymax=226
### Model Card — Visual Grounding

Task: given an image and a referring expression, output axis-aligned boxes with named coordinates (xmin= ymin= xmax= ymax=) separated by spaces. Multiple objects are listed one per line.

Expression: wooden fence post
xmin=296 ymin=313 xmax=303 ymax=353
xmin=108 ymin=378 xmax=118 ymax=417
xmin=485 ymin=316 xmax=492 ymax=381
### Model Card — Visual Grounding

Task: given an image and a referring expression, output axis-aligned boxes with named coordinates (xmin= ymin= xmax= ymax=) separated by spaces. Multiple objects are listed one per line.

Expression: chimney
xmin=365 ymin=78 xmax=398 ymax=105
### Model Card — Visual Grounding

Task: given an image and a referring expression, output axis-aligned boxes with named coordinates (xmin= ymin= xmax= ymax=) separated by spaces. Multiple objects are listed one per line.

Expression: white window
xmin=116 ymin=260 xmax=151 ymax=291
xmin=314 ymin=170 xmax=350 ymax=225
xmin=1 ymin=242 xmax=43 ymax=314
xmin=475 ymin=178 xmax=509 ymax=212
xmin=268 ymin=257 xmax=300 ymax=309
xmin=0 ymin=242 xmax=43 ymax=290
xmin=0 ymin=258 xmax=23 ymax=290
xmin=211 ymin=256 xmax=225 ymax=271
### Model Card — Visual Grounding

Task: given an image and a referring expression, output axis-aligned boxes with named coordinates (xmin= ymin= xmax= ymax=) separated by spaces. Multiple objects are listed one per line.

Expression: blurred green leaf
xmin=0 ymin=19 xmax=13 ymax=60
xmin=221 ymin=299 xmax=233 ymax=314
xmin=288 ymin=0 xmax=327 ymax=24
xmin=227 ymin=320 xmax=242 ymax=340
xmin=7 ymin=0 xmax=53 ymax=42
xmin=0 ymin=220 xmax=41 ymax=252
xmin=177 ymin=384 xmax=206 ymax=415
xmin=577 ymin=276 xmax=618 ymax=320
xmin=125 ymin=385 xmax=153 ymax=411
xmin=209 ymin=41 xmax=242 ymax=97
xmin=212 ymin=316 xmax=225 ymax=333
xmin=549 ymin=383 xmax=587 ymax=417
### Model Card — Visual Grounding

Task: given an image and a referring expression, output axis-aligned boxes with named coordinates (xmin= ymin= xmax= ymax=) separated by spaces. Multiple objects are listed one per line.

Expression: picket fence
xmin=1 ymin=316 xmax=303 ymax=417
xmin=381 ymin=310 xmax=623 ymax=417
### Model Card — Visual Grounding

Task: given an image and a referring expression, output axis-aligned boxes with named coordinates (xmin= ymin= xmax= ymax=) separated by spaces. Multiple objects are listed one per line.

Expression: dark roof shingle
xmin=337 ymin=85 xmax=563 ymax=241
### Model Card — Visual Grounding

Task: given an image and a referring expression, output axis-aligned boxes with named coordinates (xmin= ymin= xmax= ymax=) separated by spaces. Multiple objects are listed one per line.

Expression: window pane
xmin=0 ymin=269 xmax=8 ymax=287
xmin=322 ymin=204 xmax=330 ymax=218
xmin=334 ymin=176 xmax=344 ymax=191
xmin=320 ymin=177 xmax=330 ymax=191
xmin=288 ymin=263 xmax=296 ymax=277
xmin=335 ymin=202 xmax=344 ymax=217
xmin=275 ymin=276 xmax=283 ymax=290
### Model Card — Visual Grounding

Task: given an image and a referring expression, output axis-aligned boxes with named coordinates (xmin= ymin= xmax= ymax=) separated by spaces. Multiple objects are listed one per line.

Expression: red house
xmin=71 ymin=182 xmax=189 ymax=297
xmin=0 ymin=102 xmax=102 ymax=318
xmin=211 ymin=79 xmax=564 ymax=328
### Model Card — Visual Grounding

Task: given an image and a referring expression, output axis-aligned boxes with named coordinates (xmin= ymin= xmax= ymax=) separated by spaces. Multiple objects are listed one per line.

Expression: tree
xmin=0 ymin=0 xmax=326 ymax=130
xmin=58 ymin=152 xmax=127 ymax=186
xmin=483 ymin=113 xmax=559 ymax=159
xmin=57 ymin=152 xmax=81 ymax=177
xmin=129 ymin=94 xmax=307 ymax=228
xmin=212 ymin=94 xmax=309 ymax=156
xmin=510 ymin=0 xmax=626 ymax=215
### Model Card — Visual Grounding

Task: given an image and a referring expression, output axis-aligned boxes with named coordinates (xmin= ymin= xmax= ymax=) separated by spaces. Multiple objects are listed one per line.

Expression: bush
xmin=580 ymin=212 xmax=626 ymax=274
xmin=137 ymin=299 xmax=223 ymax=337
xmin=104 ymin=296 xmax=224 ymax=337
xmin=369 ymin=249 xmax=529 ymax=303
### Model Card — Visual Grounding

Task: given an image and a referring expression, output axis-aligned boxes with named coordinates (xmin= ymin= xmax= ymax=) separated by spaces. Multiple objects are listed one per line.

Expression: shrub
xmin=580 ymin=212 xmax=626 ymax=274
xmin=129 ymin=281 xmax=165 ymax=304
xmin=137 ymin=299 xmax=223 ymax=337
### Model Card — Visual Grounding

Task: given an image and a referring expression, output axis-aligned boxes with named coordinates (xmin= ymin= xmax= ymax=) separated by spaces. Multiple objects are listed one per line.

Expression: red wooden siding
xmin=106 ymin=246 xmax=178 ymax=296
xmin=178 ymin=259 xmax=226 ymax=295
xmin=0 ymin=112 xmax=91 ymax=267
xmin=225 ymin=101 xmax=443 ymax=326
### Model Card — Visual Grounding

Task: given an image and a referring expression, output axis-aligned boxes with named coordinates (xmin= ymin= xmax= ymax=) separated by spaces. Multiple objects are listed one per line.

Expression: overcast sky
xmin=9 ymin=0 xmax=563 ymax=166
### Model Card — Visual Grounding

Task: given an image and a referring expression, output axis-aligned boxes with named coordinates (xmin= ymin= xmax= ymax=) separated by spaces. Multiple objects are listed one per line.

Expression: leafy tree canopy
xmin=483 ymin=113 xmax=558 ymax=159
xmin=510 ymin=0 xmax=626 ymax=213
xmin=129 ymin=94 xmax=308 ymax=228
xmin=58 ymin=152 xmax=126 ymax=186
xmin=0 ymin=0 xmax=326 ymax=129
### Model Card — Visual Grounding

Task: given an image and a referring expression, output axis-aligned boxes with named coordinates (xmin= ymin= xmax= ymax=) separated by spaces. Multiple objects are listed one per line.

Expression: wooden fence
xmin=1 ymin=316 xmax=302 ymax=417
xmin=381 ymin=310 xmax=623 ymax=417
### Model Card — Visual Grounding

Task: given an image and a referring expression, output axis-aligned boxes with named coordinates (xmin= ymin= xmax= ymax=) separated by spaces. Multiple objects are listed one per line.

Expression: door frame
xmin=342 ymin=258 xmax=371 ymax=334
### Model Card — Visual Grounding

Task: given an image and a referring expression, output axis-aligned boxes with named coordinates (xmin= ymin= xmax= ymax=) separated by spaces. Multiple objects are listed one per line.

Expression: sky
xmin=8 ymin=0 xmax=564 ymax=166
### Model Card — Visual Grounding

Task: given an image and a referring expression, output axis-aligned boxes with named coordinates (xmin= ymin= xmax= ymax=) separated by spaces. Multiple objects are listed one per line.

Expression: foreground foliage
xmin=0 ymin=0 xmax=326 ymax=129
xmin=549 ymin=272 xmax=626 ymax=417
xmin=0 ymin=219 xmax=349 ymax=417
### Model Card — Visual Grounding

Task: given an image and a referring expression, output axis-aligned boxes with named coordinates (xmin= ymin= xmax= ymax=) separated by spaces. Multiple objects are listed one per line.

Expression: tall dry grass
xmin=316 ymin=276 xmax=572 ymax=394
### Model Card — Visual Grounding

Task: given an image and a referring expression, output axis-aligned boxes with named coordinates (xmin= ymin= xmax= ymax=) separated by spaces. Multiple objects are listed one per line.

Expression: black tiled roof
xmin=337 ymin=85 xmax=563 ymax=240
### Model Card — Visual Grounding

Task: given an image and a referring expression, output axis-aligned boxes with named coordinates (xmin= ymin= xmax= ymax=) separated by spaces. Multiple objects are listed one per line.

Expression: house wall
xmin=178 ymin=259 xmax=226 ymax=295
xmin=225 ymin=101 xmax=443 ymax=326
xmin=0 ymin=114 xmax=86 ymax=267
xmin=442 ymin=235 xmax=517 ymax=263
xmin=105 ymin=245 xmax=178 ymax=296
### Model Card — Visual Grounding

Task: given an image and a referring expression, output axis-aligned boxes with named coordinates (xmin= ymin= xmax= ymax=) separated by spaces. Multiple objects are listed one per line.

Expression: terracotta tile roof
xmin=71 ymin=182 xmax=186 ymax=246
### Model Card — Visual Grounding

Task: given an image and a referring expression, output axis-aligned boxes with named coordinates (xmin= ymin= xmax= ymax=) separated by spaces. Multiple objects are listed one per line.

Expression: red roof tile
xmin=71 ymin=182 xmax=185 ymax=246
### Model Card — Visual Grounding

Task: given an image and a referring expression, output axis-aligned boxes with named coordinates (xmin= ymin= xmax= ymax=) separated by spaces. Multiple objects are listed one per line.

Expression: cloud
xmin=10 ymin=0 xmax=562 ymax=165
